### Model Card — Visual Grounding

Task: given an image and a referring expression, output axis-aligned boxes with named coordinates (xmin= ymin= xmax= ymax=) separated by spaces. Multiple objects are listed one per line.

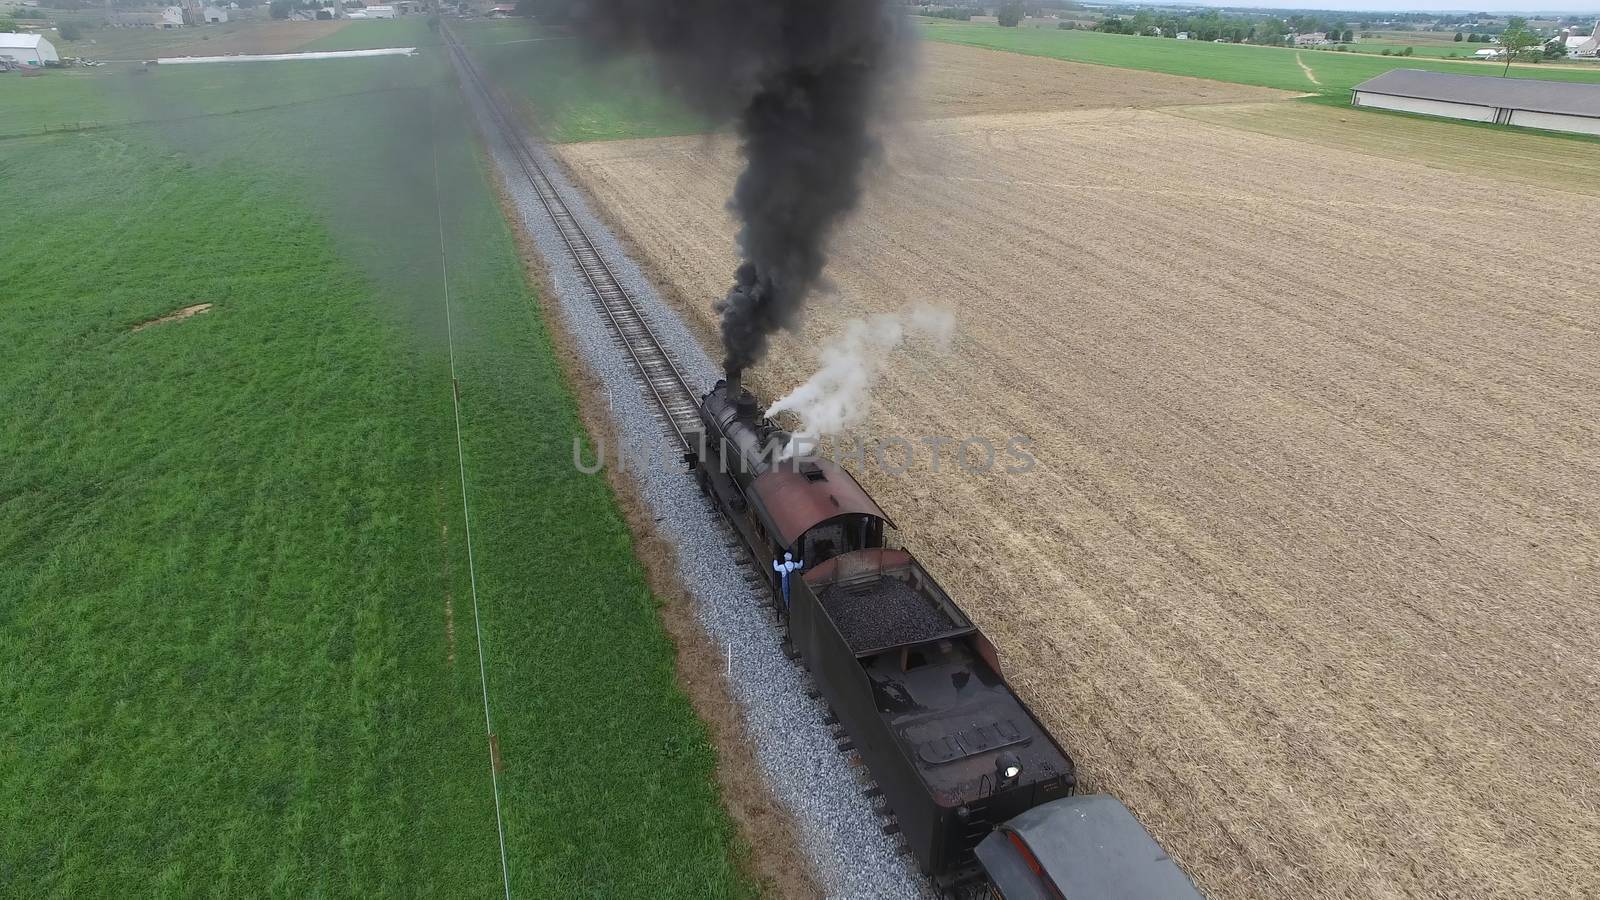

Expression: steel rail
xmin=442 ymin=26 xmax=703 ymax=452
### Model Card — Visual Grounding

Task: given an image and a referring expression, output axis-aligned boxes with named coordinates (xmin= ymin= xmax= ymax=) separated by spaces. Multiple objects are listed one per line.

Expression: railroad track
xmin=441 ymin=26 xmax=920 ymax=884
xmin=442 ymin=25 xmax=702 ymax=451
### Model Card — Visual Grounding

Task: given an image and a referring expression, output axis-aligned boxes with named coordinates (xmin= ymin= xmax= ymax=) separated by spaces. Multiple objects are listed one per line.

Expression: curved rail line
xmin=443 ymin=25 xmax=702 ymax=450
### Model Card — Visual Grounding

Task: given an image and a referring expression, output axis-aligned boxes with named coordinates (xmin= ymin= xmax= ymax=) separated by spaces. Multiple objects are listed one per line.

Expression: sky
xmin=1176 ymin=0 xmax=1598 ymax=12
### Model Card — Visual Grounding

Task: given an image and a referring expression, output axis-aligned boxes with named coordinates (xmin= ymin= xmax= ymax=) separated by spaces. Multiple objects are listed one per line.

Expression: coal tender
xmin=689 ymin=376 xmax=1204 ymax=897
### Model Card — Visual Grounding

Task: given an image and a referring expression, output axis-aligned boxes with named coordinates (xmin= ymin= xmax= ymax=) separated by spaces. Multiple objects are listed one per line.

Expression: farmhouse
xmin=161 ymin=6 xmax=185 ymax=27
xmin=202 ymin=5 xmax=228 ymax=23
xmin=1352 ymin=69 xmax=1600 ymax=136
xmin=0 ymin=33 xmax=59 ymax=66
xmin=1293 ymin=32 xmax=1328 ymax=46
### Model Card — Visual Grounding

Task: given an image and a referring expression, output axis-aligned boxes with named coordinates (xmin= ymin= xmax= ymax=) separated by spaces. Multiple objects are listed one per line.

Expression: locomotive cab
xmin=792 ymin=510 xmax=884 ymax=570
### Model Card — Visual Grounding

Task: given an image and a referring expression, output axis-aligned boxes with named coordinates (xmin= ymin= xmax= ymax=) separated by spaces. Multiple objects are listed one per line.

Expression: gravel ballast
xmin=454 ymin=65 xmax=928 ymax=899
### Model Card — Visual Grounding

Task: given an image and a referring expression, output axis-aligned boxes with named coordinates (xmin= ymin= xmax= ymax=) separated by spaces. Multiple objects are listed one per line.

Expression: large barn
xmin=0 ymin=33 xmax=59 ymax=66
xmin=1352 ymin=69 xmax=1600 ymax=137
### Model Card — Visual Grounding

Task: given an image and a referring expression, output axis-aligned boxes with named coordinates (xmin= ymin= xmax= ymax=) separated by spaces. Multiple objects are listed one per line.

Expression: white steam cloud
xmin=766 ymin=304 xmax=954 ymax=459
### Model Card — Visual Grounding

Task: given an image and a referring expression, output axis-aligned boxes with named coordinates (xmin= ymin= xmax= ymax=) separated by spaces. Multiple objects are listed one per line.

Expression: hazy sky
xmin=1180 ymin=0 xmax=1598 ymax=13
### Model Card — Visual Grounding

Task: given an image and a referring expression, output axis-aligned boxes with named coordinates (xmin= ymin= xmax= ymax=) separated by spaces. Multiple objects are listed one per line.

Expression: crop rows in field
xmin=555 ymin=71 xmax=1600 ymax=899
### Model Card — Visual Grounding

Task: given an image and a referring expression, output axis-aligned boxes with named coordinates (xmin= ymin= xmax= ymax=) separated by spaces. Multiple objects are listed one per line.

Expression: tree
xmin=1454 ymin=31 xmax=1464 ymax=41
xmin=1497 ymin=22 xmax=1541 ymax=74
xmin=57 ymin=21 xmax=82 ymax=40
xmin=0 ymin=17 xmax=17 ymax=32
xmin=997 ymin=1 xmax=1024 ymax=27
xmin=268 ymin=0 xmax=290 ymax=17
xmin=1341 ymin=29 xmax=1352 ymax=42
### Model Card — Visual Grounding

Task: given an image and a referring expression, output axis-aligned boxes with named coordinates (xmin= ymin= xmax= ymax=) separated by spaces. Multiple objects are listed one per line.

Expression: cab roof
xmin=749 ymin=460 xmax=892 ymax=548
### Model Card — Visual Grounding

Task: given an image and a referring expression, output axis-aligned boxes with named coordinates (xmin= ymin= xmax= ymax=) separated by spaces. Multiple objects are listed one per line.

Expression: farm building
xmin=0 ymin=33 xmax=59 ymax=66
xmin=362 ymin=5 xmax=397 ymax=17
xmin=202 ymin=5 xmax=228 ymax=23
xmin=1352 ymin=69 xmax=1600 ymax=137
xmin=161 ymin=6 xmax=185 ymax=27
xmin=1558 ymin=23 xmax=1599 ymax=58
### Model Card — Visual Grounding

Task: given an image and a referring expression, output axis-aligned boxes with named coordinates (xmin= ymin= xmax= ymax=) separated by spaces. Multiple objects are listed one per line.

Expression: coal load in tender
xmin=819 ymin=578 xmax=957 ymax=654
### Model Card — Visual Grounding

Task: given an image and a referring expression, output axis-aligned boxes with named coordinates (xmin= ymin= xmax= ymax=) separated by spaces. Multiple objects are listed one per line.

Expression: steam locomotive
xmin=688 ymin=376 xmax=1204 ymax=898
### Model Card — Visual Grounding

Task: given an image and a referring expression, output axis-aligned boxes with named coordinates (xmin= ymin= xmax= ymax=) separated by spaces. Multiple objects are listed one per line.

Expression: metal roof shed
xmin=0 ymin=33 xmax=60 ymax=66
xmin=1351 ymin=69 xmax=1600 ymax=137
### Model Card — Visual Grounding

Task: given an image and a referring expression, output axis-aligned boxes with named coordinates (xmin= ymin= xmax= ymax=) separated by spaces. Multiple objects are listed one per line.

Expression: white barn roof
xmin=0 ymin=34 xmax=46 ymax=50
xmin=1353 ymin=69 xmax=1600 ymax=119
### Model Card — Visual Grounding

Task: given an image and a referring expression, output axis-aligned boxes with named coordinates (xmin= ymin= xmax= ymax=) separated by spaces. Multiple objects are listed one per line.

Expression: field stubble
xmin=908 ymin=41 xmax=1293 ymax=117
xmin=557 ymin=98 xmax=1600 ymax=899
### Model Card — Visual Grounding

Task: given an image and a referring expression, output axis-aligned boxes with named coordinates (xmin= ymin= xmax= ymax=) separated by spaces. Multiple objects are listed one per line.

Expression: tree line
xmin=1089 ymin=10 xmax=1353 ymax=45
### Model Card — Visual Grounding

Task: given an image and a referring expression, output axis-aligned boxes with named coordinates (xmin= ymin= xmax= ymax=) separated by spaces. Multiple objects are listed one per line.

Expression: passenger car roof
xmin=977 ymin=795 xmax=1202 ymax=900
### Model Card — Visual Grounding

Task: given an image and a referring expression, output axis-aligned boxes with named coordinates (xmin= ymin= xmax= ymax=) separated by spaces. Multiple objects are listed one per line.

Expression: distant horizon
xmin=1140 ymin=0 xmax=1600 ymax=13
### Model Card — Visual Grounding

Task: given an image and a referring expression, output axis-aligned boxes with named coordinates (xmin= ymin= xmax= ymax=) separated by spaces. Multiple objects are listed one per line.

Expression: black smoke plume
xmin=568 ymin=0 xmax=908 ymax=375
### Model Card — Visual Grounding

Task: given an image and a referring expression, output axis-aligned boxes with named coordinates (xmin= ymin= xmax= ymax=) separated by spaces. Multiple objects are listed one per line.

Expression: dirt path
xmin=1295 ymin=52 xmax=1322 ymax=86
xmin=556 ymin=106 xmax=1600 ymax=899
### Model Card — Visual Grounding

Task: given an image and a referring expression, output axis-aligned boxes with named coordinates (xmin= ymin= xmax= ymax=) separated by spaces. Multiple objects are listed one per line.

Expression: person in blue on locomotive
xmin=773 ymin=551 xmax=804 ymax=608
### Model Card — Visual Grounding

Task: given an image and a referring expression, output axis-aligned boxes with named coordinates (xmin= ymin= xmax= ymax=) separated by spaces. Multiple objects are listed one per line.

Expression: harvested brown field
xmin=1171 ymin=101 xmax=1600 ymax=197
xmin=908 ymin=41 xmax=1294 ymax=118
xmin=558 ymin=88 xmax=1600 ymax=899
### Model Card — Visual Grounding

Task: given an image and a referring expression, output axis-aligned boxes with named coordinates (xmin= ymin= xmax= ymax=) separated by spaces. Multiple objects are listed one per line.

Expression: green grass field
xmin=455 ymin=19 xmax=708 ymax=143
xmin=49 ymin=16 xmax=437 ymax=61
xmin=1343 ymin=40 xmax=1489 ymax=59
xmin=301 ymin=17 xmax=437 ymax=50
xmin=1 ymin=49 xmax=751 ymax=898
xmin=920 ymin=22 xmax=1600 ymax=98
